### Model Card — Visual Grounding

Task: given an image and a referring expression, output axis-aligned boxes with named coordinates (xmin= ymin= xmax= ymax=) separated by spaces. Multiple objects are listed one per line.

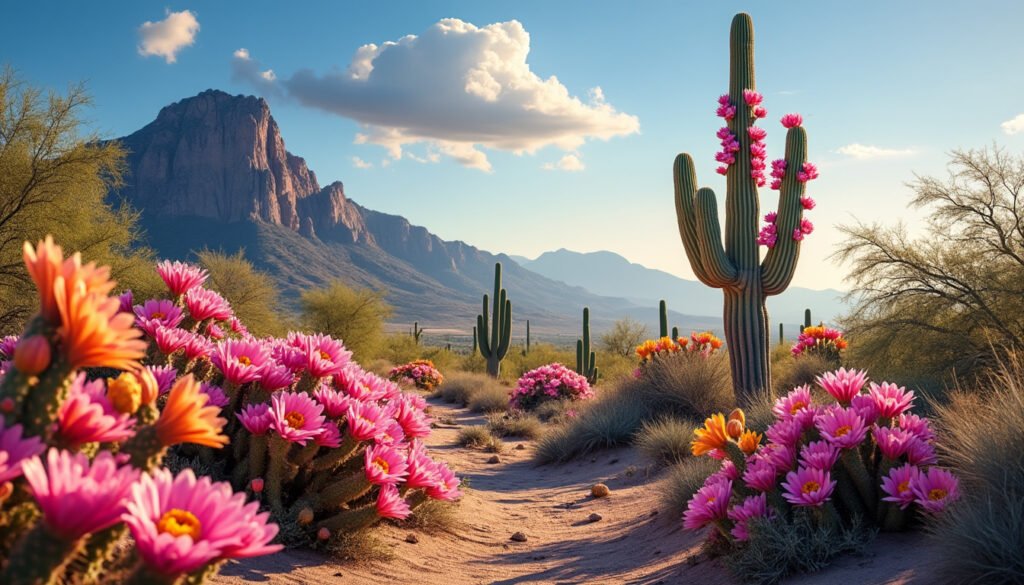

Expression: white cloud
xmin=836 ymin=143 xmax=916 ymax=160
xmin=233 ymin=18 xmax=639 ymax=171
xmin=1001 ymin=113 xmax=1024 ymax=135
xmin=231 ymin=48 xmax=282 ymax=97
xmin=138 ymin=10 xmax=199 ymax=64
xmin=542 ymin=153 xmax=585 ymax=172
xmin=351 ymin=156 xmax=373 ymax=169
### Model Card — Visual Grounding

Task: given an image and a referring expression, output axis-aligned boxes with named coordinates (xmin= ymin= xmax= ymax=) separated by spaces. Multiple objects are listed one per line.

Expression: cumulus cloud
xmin=232 ymin=18 xmax=639 ymax=171
xmin=836 ymin=143 xmax=916 ymax=160
xmin=542 ymin=153 xmax=585 ymax=172
xmin=1001 ymin=113 xmax=1024 ymax=135
xmin=351 ymin=156 xmax=373 ymax=169
xmin=231 ymin=48 xmax=283 ymax=98
xmin=138 ymin=10 xmax=199 ymax=64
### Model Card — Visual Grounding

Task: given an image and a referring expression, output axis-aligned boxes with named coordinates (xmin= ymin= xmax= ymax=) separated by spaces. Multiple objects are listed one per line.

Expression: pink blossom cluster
xmin=683 ymin=368 xmax=959 ymax=544
xmin=511 ymin=363 xmax=594 ymax=411
xmin=388 ymin=359 xmax=444 ymax=391
xmin=791 ymin=325 xmax=846 ymax=357
xmin=754 ymin=113 xmax=819 ymax=248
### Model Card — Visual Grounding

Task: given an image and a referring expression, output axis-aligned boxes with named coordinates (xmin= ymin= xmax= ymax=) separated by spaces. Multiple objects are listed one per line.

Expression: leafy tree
xmin=300 ymin=280 xmax=392 ymax=360
xmin=196 ymin=249 xmax=291 ymax=337
xmin=835 ymin=146 xmax=1024 ymax=382
xmin=599 ymin=317 xmax=649 ymax=358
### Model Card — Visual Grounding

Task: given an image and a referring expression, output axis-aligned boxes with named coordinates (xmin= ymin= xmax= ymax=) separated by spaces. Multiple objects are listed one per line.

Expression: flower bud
xmin=297 ymin=507 xmax=315 ymax=525
xmin=13 ymin=335 xmax=50 ymax=375
xmin=250 ymin=478 xmax=265 ymax=493
xmin=726 ymin=419 xmax=744 ymax=440
xmin=135 ymin=367 xmax=159 ymax=406
xmin=317 ymin=527 xmax=331 ymax=541
xmin=728 ymin=408 xmax=746 ymax=427
xmin=106 ymin=372 xmax=142 ymax=415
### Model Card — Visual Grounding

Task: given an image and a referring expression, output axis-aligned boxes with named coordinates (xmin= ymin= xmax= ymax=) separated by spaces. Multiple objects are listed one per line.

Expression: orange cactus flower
xmin=154 ymin=375 xmax=229 ymax=448
xmin=23 ymin=237 xmax=115 ymax=324
xmin=738 ymin=430 xmax=762 ymax=455
xmin=54 ymin=276 xmax=146 ymax=372
xmin=692 ymin=413 xmax=730 ymax=456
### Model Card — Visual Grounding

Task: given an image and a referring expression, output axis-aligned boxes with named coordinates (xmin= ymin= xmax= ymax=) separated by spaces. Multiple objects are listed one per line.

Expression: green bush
xmin=636 ymin=418 xmax=696 ymax=465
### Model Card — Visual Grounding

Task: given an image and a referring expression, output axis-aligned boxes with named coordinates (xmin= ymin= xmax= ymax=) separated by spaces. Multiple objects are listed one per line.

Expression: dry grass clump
xmin=772 ymin=352 xmax=831 ymax=393
xmin=398 ymin=499 xmax=462 ymax=534
xmin=534 ymin=387 xmax=649 ymax=463
xmin=467 ymin=383 xmax=510 ymax=413
xmin=486 ymin=411 xmax=543 ymax=439
xmin=456 ymin=425 xmax=505 ymax=452
xmin=657 ymin=457 xmax=721 ymax=520
xmin=435 ymin=372 xmax=508 ymax=411
xmin=925 ymin=354 xmax=1024 ymax=584
xmin=636 ymin=418 xmax=696 ymax=466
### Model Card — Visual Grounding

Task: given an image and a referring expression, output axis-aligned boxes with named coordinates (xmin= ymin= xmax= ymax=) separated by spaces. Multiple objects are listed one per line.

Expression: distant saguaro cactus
xmin=411 ymin=321 xmax=423 ymax=345
xmin=673 ymin=13 xmax=817 ymax=398
xmin=779 ymin=322 xmax=784 ymax=345
xmin=802 ymin=308 xmax=812 ymax=332
xmin=659 ymin=300 xmax=669 ymax=338
xmin=472 ymin=325 xmax=478 ymax=353
xmin=575 ymin=307 xmax=599 ymax=384
xmin=525 ymin=320 xmax=531 ymax=355
xmin=477 ymin=262 xmax=511 ymax=377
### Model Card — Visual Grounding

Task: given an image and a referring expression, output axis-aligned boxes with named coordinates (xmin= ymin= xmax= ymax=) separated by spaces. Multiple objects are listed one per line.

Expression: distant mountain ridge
xmin=109 ymin=90 xmax=719 ymax=337
xmin=514 ymin=249 xmax=847 ymax=335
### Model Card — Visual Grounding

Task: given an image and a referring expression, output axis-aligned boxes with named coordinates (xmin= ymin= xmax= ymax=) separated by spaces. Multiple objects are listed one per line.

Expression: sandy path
xmin=212 ymin=398 xmax=942 ymax=585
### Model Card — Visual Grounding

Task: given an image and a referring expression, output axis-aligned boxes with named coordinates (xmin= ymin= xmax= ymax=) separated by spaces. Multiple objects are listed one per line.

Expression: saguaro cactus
xmin=576 ymin=307 xmax=599 ymax=384
xmin=802 ymin=308 xmax=812 ymax=332
xmin=659 ymin=300 xmax=669 ymax=338
xmin=673 ymin=13 xmax=814 ymax=398
xmin=525 ymin=320 xmax=531 ymax=355
xmin=472 ymin=326 xmax=478 ymax=353
xmin=779 ymin=322 xmax=784 ymax=345
xmin=477 ymin=262 xmax=511 ymax=377
xmin=411 ymin=322 xmax=423 ymax=345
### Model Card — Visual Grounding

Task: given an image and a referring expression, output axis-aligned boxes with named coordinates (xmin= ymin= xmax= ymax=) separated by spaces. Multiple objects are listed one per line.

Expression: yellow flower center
xmin=790 ymin=401 xmax=807 ymax=415
xmin=801 ymin=481 xmax=820 ymax=494
xmin=106 ymin=373 xmax=142 ymax=415
xmin=373 ymin=457 xmax=390 ymax=473
xmin=151 ymin=311 xmax=166 ymax=320
xmin=928 ymin=488 xmax=947 ymax=501
xmin=897 ymin=480 xmax=911 ymax=494
xmin=238 ymin=355 xmax=252 ymax=366
xmin=319 ymin=350 xmax=331 ymax=361
xmin=157 ymin=508 xmax=202 ymax=540
xmin=834 ymin=425 xmax=852 ymax=437
xmin=284 ymin=411 xmax=305 ymax=429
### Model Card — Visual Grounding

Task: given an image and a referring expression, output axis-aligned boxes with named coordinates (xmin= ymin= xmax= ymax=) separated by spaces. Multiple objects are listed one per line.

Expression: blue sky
xmin=4 ymin=1 xmax=1024 ymax=291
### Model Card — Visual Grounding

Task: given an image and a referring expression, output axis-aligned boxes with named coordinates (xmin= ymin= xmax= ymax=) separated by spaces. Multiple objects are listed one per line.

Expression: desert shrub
xmin=435 ymin=372 xmax=506 ymax=410
xmin=467 ymin=383 xmax=510 ymax=413
xmin=599 ymin=317 xmax=650 ymax=357
xmin=658 ymin=457 xmax=721 ymax=520
xmin=457 ymin=426 xmax=504 ymax=452
xmin=501 ymin=343 xmax=576 ymax=383
xmin=532 ymin=399 xmax=574 ymax=423
xmin=397 ymin=499 xmax=461 ymax=534
xmin=486 ymin=411 xmax=543 ymax=439
xmin=739 ymin=388 xmax=777 ymax=434
xmin=388 ymin=359 xmax=444 ymax=391
xmin=510 ymin=363 xmax=593 ymax=411
xmin=636 ymin=418 xmax=697 ymax=465
xmin=300 ymin=280 xmax=392 ymax=360
xmin=592 ymin=350 xmax=636 ymax=385
xmin=534 ymin=387 xmax=648 ymax=463
xmin=417 ymin=345 xmax=460 ymax=373
xmin=196 ymin=248 xmax=292 ymax=337
xmin=457 ymin=351 xmax=487 ymax=374
xmin=377 ymin=333 xmax=420 ymax=365
xmin=724 ymin=513 xmax=876 ymax=585
xmin=772 ymin=353 xmax=830 ymax=393
xmin=926 ymin=355 xmax=1024 ymax=584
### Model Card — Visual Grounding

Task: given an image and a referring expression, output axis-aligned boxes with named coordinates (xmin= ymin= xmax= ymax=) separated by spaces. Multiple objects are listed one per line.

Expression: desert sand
xmin=212 ymin=398 xmax=943 ymax=585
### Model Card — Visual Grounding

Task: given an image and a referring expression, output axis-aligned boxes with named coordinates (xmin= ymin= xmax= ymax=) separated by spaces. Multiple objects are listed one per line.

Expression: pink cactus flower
xmin=816 ymin=368 xmax=867 ymax=404
xmin=199 ymin=383 xmax=230 ymax=409
xmin=250 ymin=478 xmax=264 ymax=493
xmin=743 ymin=89 xmax=763 ymax=106
xmin=729 ymin=493 xmax=771 ymax=541
xmin=376 ymin=483 xmax=412 ymax=520
xmin=0 ymin=335 xmax=18 ymax=360
xmin=716 ymin=166 xmax=729 ymax=176
xmin=134 ymin=299 xmax=184 ymax=336
xmin=764 ymin=211 xmax=778 ymax=223
xmin=781 ymin=466 xmax=835 ymax=507
xmin=404 ymin=441 xmax=440 ymax=489
xmin=312 ymin=386 xmax=353 ymax=419
xmin=716 ymin=103 xmax=736 ymax=119
xmin=345 ymin=400 xmax=386 ymax=441
xmin=763 ymin=443 xmax=796 ymax=472
xmin=0 ymin=420 xmax=44 ymax=483
xmin=390 ymin=395 xmax=432 ymax=439
xmin=181 ymin=333 xmax=213 ymax=361
xmin=295 ymin=333 xmax=352 ymax=378
xmin=237 ymin=403 xmax=272 ymax=436
xmin=814 ymin=406 xmax=867 ymax=449
xmin=716 ymin=126 xmax=733 ymax=140
xmin=211 ymin=339 xmax=271 ymax=386
xmin=748 ymin=126 xmax=768 ymax=141
xmin=228 ymin=316 xmax=249 ymax=337
xmin=754 ymin=174 xmax=767 ymax=187
xmin=912 ymin=467 xmax=959 ymax=513
xmin=904 ymin=436 xmax=938 ymax=466
xmin=781 ymin=113 xmax=803 ymax=128
xmin=796 ymin=162 xmax=819 ymax=183
xmin=881 ymin=463 xmax=921 ymax=509
xmin=364 ymin=443 xmax=409 ymax=485
xmin=683 ymin=479 xmax=731 ymax=530
xmin=851 ymin=394 xmax=880 ymax=425
xmin=57 ymin=374 xmax=136 ymax=448
xmin=897 ymin=413 xmax=935 ymax=442
xmin=873 ymin=426 xmax=915 ymax=460
xmin=753 ymin=105 xmax=768 ymax=119
xmin=184 ymin=287 xmax=232 ymax=322
xmin=717 ymin=94 xmax=730 ymax=106
xmin=773 ymin=385 xmax=815 ymax=421
xmin=123 ymin=468 xmax=281 ymax=576
xmin=425 ymin=461 xmax=462 ymax=501
xmin=156 ymin=260 xmax=208 ymax=297
xmin=23 ymin=449 xmax=139 ymax=539
xmin=800 ymin=440 xmax=840 ymax=470
xmin=868 ymin=382 xmax=915 ymax=419
xmin=750 ymin=143 xmax=767 ymax=158
xmin=742 ymin=454 xmax=780 ymax=492
xmin=117 ymin=290 xmax=134 ymax=314
xmin=715 ymin=151 xmax=736 ymax=164
xmin=799 ymin=218 xmax=814 ymax=235
xmin=153 ymin=326 xmax=189 ymax=355
xmin=765 ymin=418 xmax=803 ymax=447
xmin=800 ymin=196 xmax=816 ymax=210
xmin=314 ymin=420 xmax=343 ymax=448
xmin=769 ymin=179 xmax=783 ymax=190
xmin=269 ymin=392 xmax=325 ymax=445
xmin=792 ymin=229 xmax=805 ymax=242
xmin=750 ymin=158 xmax=766 ymax=171
xmin=206 ymin=322 xmax=226 ymax=340
xmin=148 ymin=365 xmax=178 ymax=395
xmin=259 ymin=361 xmax=295 ymax=391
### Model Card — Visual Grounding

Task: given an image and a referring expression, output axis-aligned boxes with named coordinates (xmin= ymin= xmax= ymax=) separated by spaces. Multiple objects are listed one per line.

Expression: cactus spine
xmin=673 ymin=13 xmax=810 ymax=398
xmin=477 ymin=262 xmax=511 ymax=377
xmin=659 ymin=300 xmax=669 ymax=338
xmin=575 ymin=307 xmax=599 ymax=384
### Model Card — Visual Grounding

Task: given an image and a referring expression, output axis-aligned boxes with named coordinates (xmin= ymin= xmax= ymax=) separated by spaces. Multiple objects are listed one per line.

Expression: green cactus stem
xmin=779 ymin=322 xmax=784 ymax=345
xmin=525 ymin=320 xmax=531 ymax=355
xmin=477 ymin=262 xmax=512 ymax=377
xmin=71 ymin=525 xmax=127 ymax=585
xmin=125 ymin=563 xmax=179 ymax=585
xmin=1 ymin=523 xmax=83 ymax=585
xmin=659 ymin=300 xmax=669 ymax=338
xmin=472 ymin=326 xmax=478 ymax=354
xmin=803 ymin=308 xmax=812 ymax=332
xmin=121 ymin=426 xmax=167 ymax=471
xmin=266 ymin=435 xmax=294 ymax=517
xmin=316 ymin=469 xmax=372 ymax=512
xmin=575 ymin=307 xmax=599 ymax=384
xmin=673 ymin=13 xmax=811 ymax=398
xmin=671 ymin=326 xmax=680 ymax=340
xmin=316 ymin=503 xmax=379 ymax=534
xmin=411 ymin=322 xmax=423 ymax=345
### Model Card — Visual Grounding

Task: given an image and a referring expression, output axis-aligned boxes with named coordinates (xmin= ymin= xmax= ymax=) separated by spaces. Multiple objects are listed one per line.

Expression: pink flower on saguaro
xmin=796 ymin=162 xmax=819 ymax=182
xmin=800 ymin=196 xmax=816 ymax=210
xmin=781 ymin=113 xmax=803 ymax=128
xmin=743 ymin=89 xmax=763 ymax=106
xmin=748 ymin=126 xmax=768 ymax=141
xmin=752 ymin=105 xmax=767 ymax=119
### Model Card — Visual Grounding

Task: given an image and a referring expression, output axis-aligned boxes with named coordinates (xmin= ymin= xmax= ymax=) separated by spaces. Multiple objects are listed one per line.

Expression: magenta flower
xmin=237 ymin=403 xmax=272 ymax=436
xmin=781 ymin=467 xmax=835 ymax=507
xmin=364 ymin=443 xmax=409 ymax=485
xmin=390 ymin=395 xmax=432 ymax=439
xmin=753 ymin=105 xmax=767 ymax=119
xmin=153 ymin=326 xmax=189 ymax=355
xmin=268 ymin=392 xmax=325 ymax=445
xmin=22 ymin=449 xmax=139 ymax=540
xmin=683 ymin=479 xmax=731 ymax=530
xmin=425 ymin=461 xmax=462 ymax=501
xmin=404 ymin=441 xmax=440 ymax=489
xmin=816 ymin=368 xmax=867 ymax=404
xmin=912 ymin=467 xmax=959 ymax=513
xmin=796 ymin=162 xmax=819 ymax=182
xmin=873 ymin=426 xmax=914 ymax=460
xmin=0 ymin=420 xmax=44 ymax=483
xmin=868 ymin=382 xmax=915 ymax=419
xmin=800 ymin=196 xmax=816 ymax=210
xmin=314 ymin=420 xmax=342 ymax=448
xmin=897 ymin=413 xmax=935 ymax=442
xmin=199 ymin=383 xmax=230 ymax=409
xmin=716 ymin=166 xmax=729 ymax=176
xmin=743 ymin=89 xmax=763 ymax=106
xmin=293 ymin=333 xmax=353 ymax=378
xmin=134 ymin=299 xmax=184 ymax=336
xmin=312 ymin=386 xmax=352 ymax=418
xmin=206 ymin=322 xmax=225 ymax=340
xmin=123 ymin=468 xmax=281 ymax=576
xmin=716 ymin=103 xmax=736 ymax=120
xmin=904 ymin=437 xmax=938 ymax=466
xmin=157 ymin=260 xmax=208 ymax=297
xmin=376 ymin=483 xmax=412 ymax=520
xmin=851 ymin=394 xmax=880 ymax=424
xmin=117 ymin=290 xmax=134 ymax=314
xmin=764 ymin=211 xmax=778 ymax=223
xmin=57 ymin=374 xmax=135 ymax=448
xmin=762 ymin=442 xmax=797 ymax=473
xmin=748 ymin=126 xmax=767 ymax=141
xmin=184 ymin=287 xmax=232 ymax=322
xmin=0 ymin=335 xmax=19 ymax=359
xmin=881 ymin=463 xmax=921 ymax=509
xmin=148 ymin=365 xmax=178 ymax=395
xmin=814 ymin=406 xmax=867 ymax=449
xmin=799 ymin=218 xmax=814 ymax=235
xmin=781 ymin=113 xmax=803 ymax=128
xmin=259 ymin=361 xmax=295 ymax=391
xmin=211 ymin=339 xmax=270 ymax=386
xmin=799 ymin=440 xmax=839 ymax=470
xmin=728 ymin=493 xmax=771 ymax=541
xmin=181 ymin=333 xmax=213 ymax=361
xmin=773 ymin=385 xmax=814 ymax=420
xmin=793 ymin=229 xmax=805 ymax=242
xmin=742 ymin=454 xmax=779 ymax=492
xmin=765 ymin=418 xmax=803 ymax=447
xmin=345 ymin=400 xmax=386 ymax=441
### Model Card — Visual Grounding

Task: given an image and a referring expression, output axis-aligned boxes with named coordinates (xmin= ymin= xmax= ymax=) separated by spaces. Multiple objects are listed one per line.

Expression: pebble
xmin=487 ymin=455 xmax=501 ymax=464
xmin=588 ymin=513 xmax=603 ymax=523
xmin=510 ymin=531 xmax=528 ymax=542
xmin=515 ymin=444 xmax=525 ymax=450
xmin=591 ymin=483 xmax=610 ymax=498
xmin=406 ymin=534 xmax=419 ymax=544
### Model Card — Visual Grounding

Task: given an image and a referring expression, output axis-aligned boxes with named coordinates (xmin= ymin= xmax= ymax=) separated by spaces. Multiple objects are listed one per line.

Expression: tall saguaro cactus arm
xmin=477 ymin=262 xmax=512 ymax=377
xmin=671 ymin=13 xmax=817 ymax=398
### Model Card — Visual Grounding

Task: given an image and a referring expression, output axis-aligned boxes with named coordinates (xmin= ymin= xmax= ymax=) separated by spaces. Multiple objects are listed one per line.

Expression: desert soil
xmin=212 ymin=398 xmax=943 ymax=585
